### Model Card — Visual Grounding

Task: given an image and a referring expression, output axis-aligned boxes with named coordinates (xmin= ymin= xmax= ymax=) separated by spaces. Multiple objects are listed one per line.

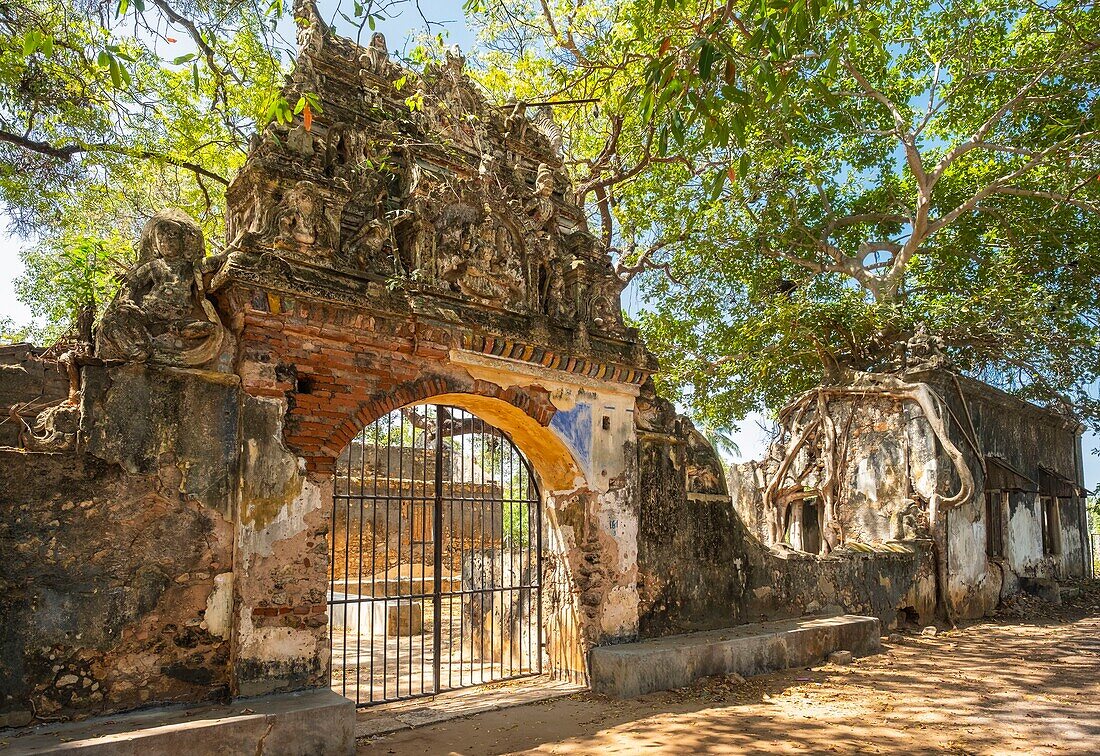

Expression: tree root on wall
xmin=761 ymin=371 xmax=974 ymax=558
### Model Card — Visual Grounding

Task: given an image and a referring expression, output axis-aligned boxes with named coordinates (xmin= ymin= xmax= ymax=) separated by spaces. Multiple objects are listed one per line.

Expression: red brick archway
xmin=234 ymin=294 xmax=562 ymax=477
xmin=315 ymin=376 xmax=558 ymax=473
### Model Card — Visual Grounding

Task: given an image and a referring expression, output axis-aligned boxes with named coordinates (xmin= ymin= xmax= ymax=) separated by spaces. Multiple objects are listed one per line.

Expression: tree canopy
xmin=3 ymin=0 xmax=1099 ymax=436
xmin=467 ymin=0 xmax=1100 ymax=430
xmin=0 ymin=0 xmax=426 ymax=340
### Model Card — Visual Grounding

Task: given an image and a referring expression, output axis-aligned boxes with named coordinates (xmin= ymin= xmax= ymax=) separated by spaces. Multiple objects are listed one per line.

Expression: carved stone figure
xmin=684 ymin=426 xmax=727 ymax=496
xmin=443 ymin=45 xmax=465 ymax=77
xmin=504 ymin=101 xmax=528 ymax=140
xmin=904 ymin=323 xmax=948 ymax=371
xmin=97 ymin=209 xmax=226 ymax=368
xmin=344 ymin=219 xmax=389 ymax=272
xmin=323 ymin=123 xmax=370 ymax=180
xmin=339 ymin=167 xmax=392 ymax=272
xmin=425 ymin=45 xmax=483 ymax=119
xmin=526 ymin=163 xmax=556 ymax=230
xmin=359 ymin=32 xmax=393 ymax=75
xmin=478 ymin=151 xmax=496 ymax=187
xmin=589 ymin=271 xmax=624 ymax=331
xmin=294 ymin=0 xmax=325 ymax=56
xmin=536 ymin=259 xmax=566 ymax=318
xmin=276 ymin=180 xmax=334 ymax=250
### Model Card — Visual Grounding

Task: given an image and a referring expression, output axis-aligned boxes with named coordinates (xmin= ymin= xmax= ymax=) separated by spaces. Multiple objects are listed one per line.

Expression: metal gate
xmin=329 ymin=404 xmax=543 ymax=705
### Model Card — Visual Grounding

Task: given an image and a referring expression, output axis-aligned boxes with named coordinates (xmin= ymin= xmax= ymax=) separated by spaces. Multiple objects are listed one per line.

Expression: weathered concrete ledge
xmin=3 ymin=689 xmax=354 ymax=755
xmin=589 ymin=614 xmax=881 ymax=698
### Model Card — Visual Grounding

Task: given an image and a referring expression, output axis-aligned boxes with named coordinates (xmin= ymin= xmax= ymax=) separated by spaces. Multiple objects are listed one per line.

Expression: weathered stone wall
xmin=0 ymin=344 xmax=70 ymax=448
xmin=0 ymin=362 xmax=240 ymax=726
xmin=945 ymin=375 xmax=1087 ymax=580
xmin=635 ymin=389 xmax=936 ymax=639
xmin=923 ymin=372 xmax=1086 ymax=613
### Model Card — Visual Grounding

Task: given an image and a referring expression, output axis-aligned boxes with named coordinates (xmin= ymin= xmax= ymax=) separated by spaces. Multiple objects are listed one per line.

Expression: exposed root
xmin=761 ymin=371 xmax=974 ymax=554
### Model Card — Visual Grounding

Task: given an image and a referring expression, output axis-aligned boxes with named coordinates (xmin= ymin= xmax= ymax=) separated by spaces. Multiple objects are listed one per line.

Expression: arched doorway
xmin=329 ymin=404 xmax=543 ymax=705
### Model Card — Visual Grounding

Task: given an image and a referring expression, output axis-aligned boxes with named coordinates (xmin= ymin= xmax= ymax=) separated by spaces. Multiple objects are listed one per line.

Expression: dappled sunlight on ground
xmin=362 ymin=615 xmax=1100 ymax=755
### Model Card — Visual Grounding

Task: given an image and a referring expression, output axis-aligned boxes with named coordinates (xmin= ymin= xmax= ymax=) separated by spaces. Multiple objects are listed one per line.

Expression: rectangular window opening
xmin=985 ymin=490 xmax=1005 ymax=559
xmin=1041 ymin=495 xmax=1062 ymax=556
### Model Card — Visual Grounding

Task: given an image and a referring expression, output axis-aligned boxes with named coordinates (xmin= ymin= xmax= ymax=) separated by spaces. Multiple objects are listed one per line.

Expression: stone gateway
xmin=0 ymin=9 xmax=1091 ymax=752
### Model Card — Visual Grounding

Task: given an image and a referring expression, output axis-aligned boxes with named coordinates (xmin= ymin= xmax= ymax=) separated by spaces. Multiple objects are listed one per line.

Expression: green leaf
xmin=172 ymin=53 xmax=196 ymax=65
xmin=698 ymin=42 xmax=717 ymax=81
xmin=22 ymin=30 xmax=44 ymax=57
xmin=108 ymin=57 xmax=121 ymax=89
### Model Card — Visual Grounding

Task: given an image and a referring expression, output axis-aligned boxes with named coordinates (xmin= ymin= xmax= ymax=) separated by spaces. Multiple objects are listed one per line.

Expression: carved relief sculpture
xmin=97 ymin=209 xmax=226 ymax=368
xmin=275 ymin=180 xmax=335 ymax=251
xmin=340 ymin=169 xmax=393 ymax=273
xmin=222 ymin=24 xmax=641 ymax=346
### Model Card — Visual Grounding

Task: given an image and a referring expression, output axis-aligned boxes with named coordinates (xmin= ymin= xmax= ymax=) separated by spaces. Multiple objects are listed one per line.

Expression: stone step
xmin=2 ymin=689 xmax=353 ymax=755
xmin=589 ymin=614 xmax=881 ymax=698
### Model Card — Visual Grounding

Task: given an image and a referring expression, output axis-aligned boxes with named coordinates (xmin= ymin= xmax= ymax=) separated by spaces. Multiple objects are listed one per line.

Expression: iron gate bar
xmin=329 ymin=404 xmax=543 ymax=706
xmin=432 ymin=405 xmax=443 ymax=694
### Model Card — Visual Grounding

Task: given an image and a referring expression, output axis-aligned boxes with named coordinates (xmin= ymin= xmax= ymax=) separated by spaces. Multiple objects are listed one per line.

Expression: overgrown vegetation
xmin=0 ymin=0 xmax=428 ymax=341
xmin=467 ymin=0 xmax=1100 ymax=431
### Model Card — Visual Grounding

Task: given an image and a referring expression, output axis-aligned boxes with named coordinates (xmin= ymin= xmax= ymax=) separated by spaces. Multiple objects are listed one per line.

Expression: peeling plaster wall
xmin=931 ymin=372 xmax=1087 ymax=597
xmin=233 ymin=395 xmax=330 ymax=697
xmin=1057 ymin=498 xmax=1087 ymax=577
xmin=1004 ymin=493 xmax=1047 ymax=580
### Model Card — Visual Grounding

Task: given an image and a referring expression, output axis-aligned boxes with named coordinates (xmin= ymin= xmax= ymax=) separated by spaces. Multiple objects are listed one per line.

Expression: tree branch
xmin=0 ymin=129 xmax=229 ymax=185
xmin=929 ymin=54 xmax=1067 ymax=183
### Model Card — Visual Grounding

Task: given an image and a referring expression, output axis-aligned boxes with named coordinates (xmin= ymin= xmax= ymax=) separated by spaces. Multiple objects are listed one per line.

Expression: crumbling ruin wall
xmin=0 ymin=363 xmax=239 ymax=727
xmin=724 ymin=369 xmax=1088 ymax=624
xmin=731 ymin=396 xmax=936 ymax=546
xmin=927 ymin=372 xmax=1088 ymax=595
xmin=636 ymin=388 xmax=935 ymax=638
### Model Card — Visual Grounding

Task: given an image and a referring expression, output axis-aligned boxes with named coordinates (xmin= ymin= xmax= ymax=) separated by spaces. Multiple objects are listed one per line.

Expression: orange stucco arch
xmin=407 ymin=392 xmax=585 ymax=493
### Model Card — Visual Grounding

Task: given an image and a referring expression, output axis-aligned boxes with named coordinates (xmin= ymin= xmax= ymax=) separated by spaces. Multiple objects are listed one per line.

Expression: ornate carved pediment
xmin=223 ymin=25 xmax=630 ymax=341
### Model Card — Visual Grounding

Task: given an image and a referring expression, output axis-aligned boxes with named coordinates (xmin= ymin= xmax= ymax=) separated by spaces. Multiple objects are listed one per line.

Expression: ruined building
xmin=730 ymin=355 xmax=1093 ymax=621
xmin=0 ymin=17 xmax=1092 ymax=753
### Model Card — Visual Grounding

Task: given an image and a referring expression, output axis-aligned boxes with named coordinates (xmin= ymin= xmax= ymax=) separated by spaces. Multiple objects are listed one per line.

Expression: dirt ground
xmin=362 ymin=586 xmax=1100 ymax=755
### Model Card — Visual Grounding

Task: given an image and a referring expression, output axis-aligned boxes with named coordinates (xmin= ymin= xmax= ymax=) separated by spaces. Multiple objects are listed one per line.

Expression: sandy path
xmin=361 ymin=615 xmax=1100 ymax=755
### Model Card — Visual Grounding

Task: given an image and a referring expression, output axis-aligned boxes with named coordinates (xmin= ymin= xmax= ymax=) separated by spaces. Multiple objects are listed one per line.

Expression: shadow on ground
xmin=362 ymin=612 xmax=1100 ymax=755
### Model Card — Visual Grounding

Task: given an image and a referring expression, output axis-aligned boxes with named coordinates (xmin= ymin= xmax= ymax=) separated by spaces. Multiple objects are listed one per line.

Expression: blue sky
xmin=0 ymin=0 xmax=1095 ymax=485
